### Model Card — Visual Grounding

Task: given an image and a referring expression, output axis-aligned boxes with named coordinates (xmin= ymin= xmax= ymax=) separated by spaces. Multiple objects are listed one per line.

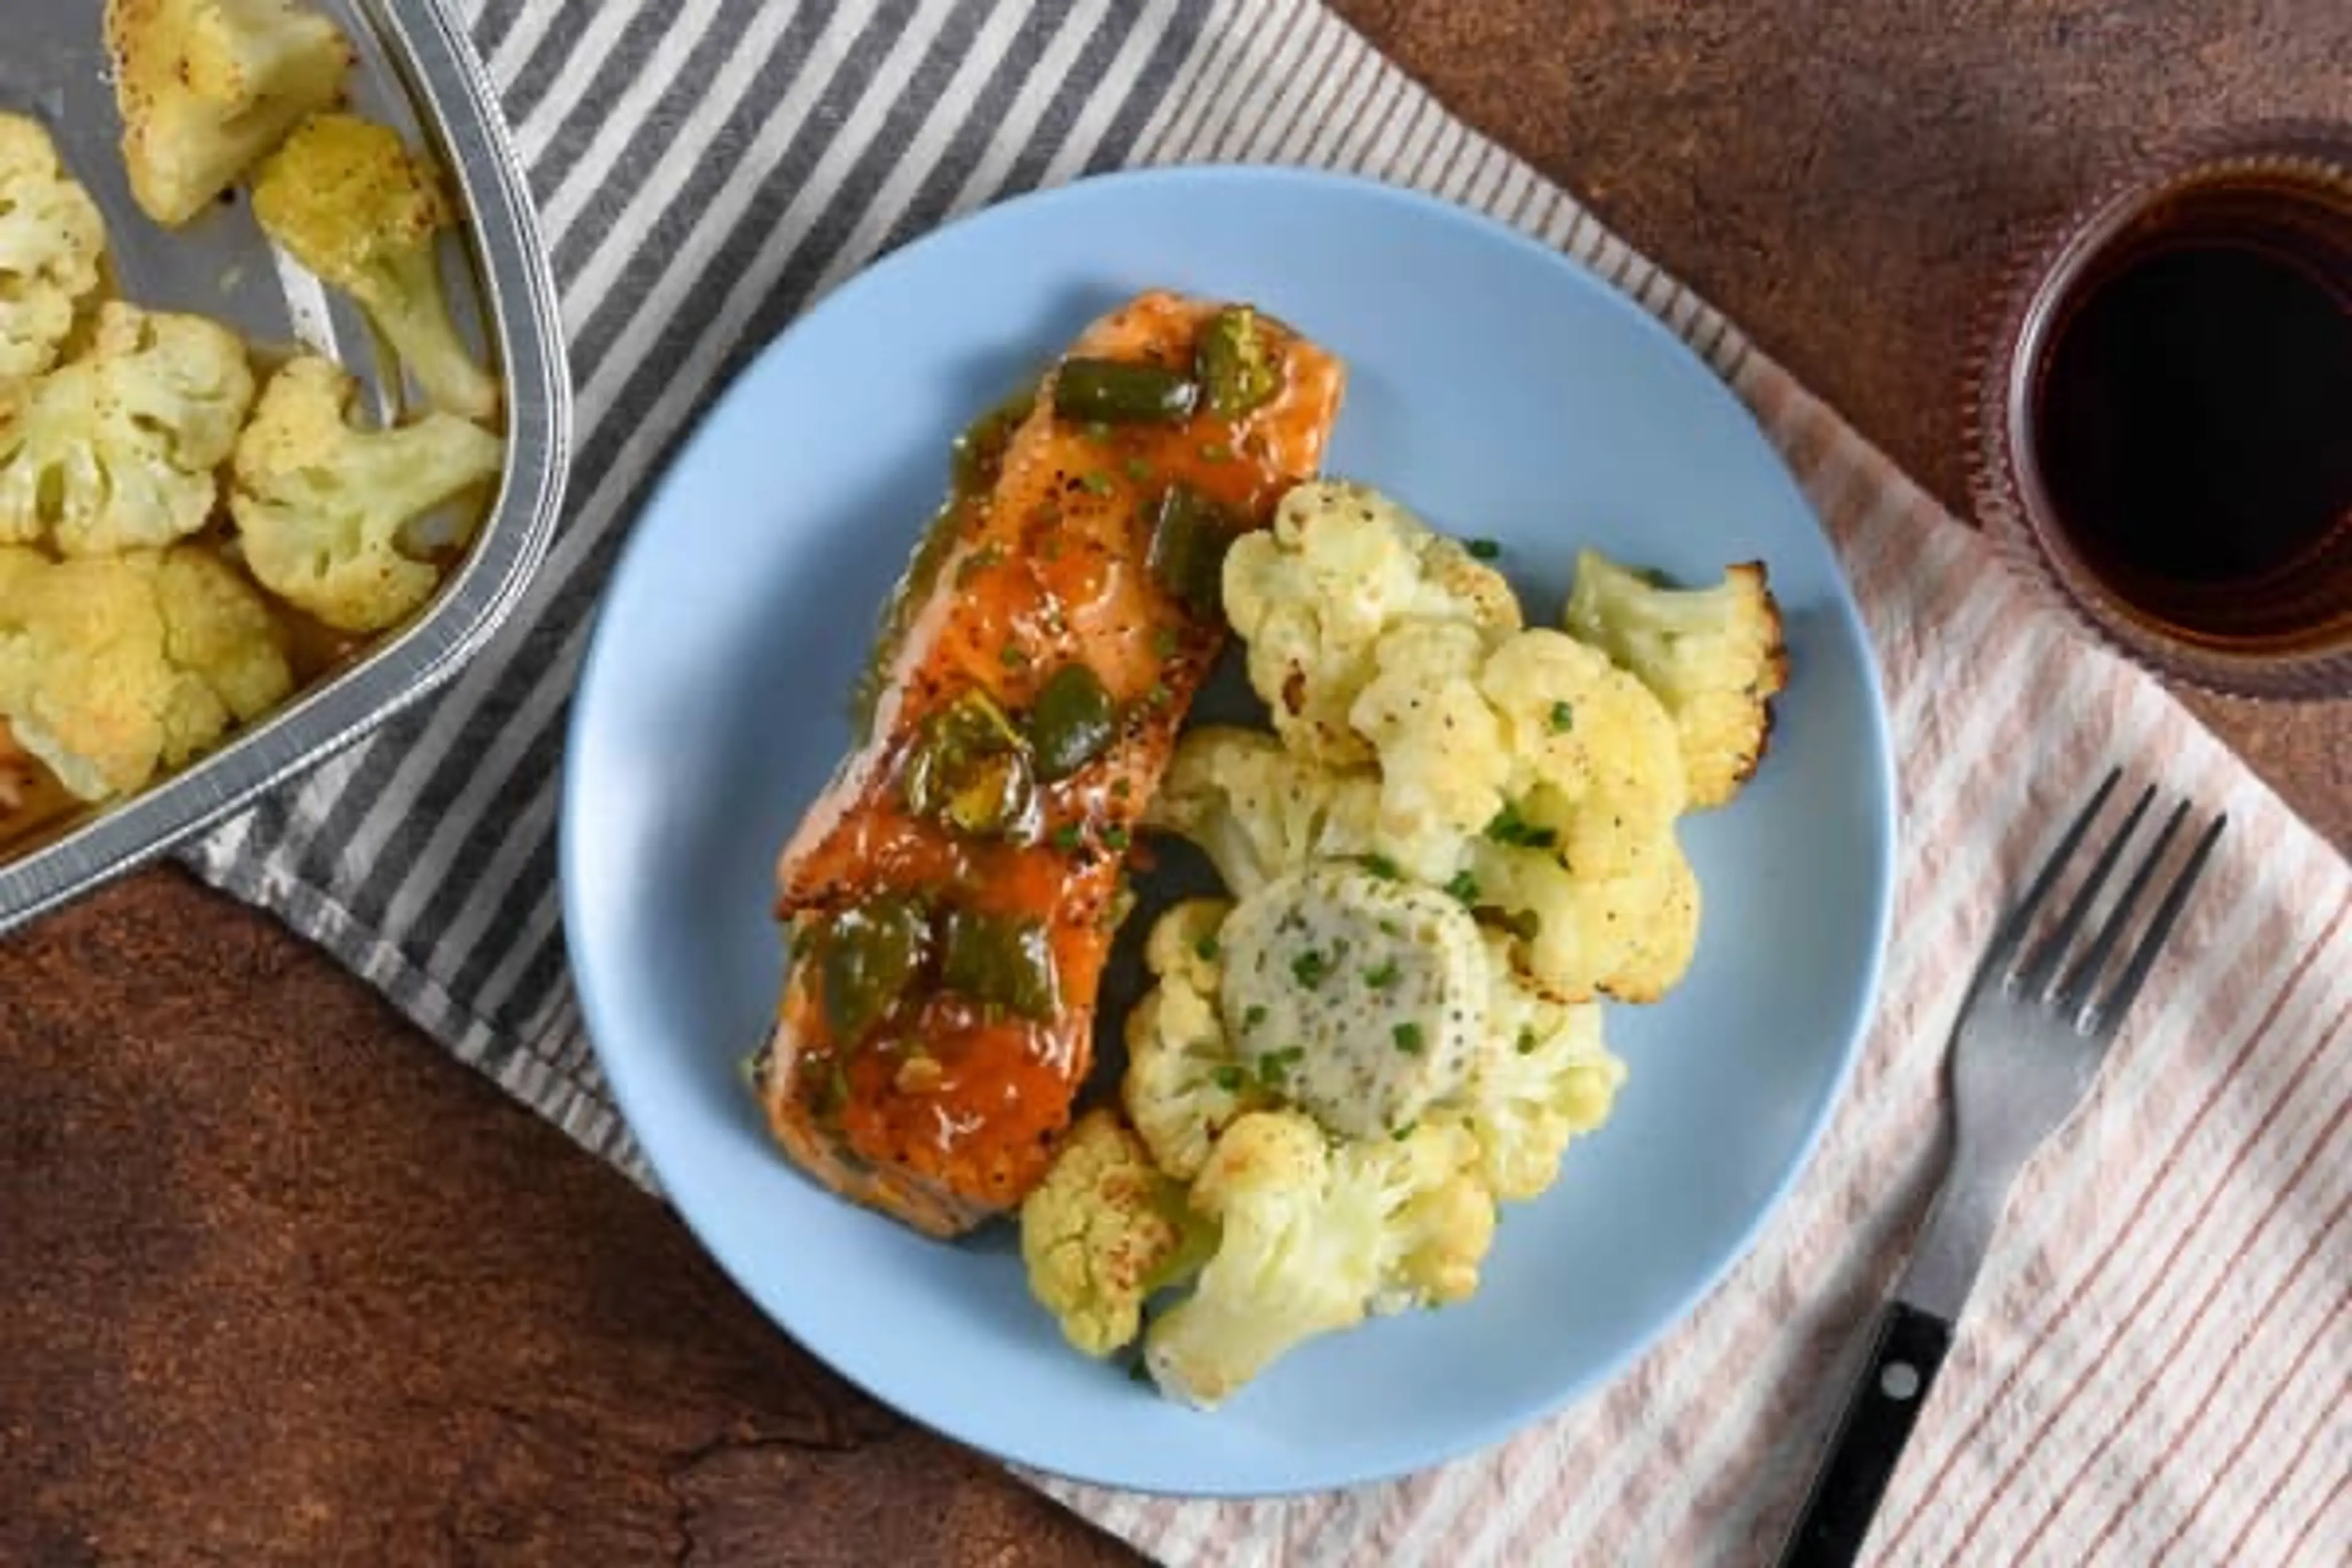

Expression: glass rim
xmin=1966 ymin=117 xmax=2352 ymax=703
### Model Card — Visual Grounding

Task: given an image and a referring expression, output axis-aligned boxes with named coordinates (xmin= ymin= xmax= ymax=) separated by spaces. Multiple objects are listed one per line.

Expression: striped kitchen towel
xmin=179 ymin=1 xmax=2352 ymax=1563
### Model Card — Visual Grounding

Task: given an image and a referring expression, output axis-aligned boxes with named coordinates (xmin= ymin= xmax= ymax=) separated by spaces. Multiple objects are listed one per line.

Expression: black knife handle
xmin=1778 ymin=1300 xmax=1953 ymax=1567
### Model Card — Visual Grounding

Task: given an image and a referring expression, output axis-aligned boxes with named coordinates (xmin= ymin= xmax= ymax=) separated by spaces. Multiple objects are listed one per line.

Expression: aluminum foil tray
xmin=0 ymin=0 xmax=569 ymax=935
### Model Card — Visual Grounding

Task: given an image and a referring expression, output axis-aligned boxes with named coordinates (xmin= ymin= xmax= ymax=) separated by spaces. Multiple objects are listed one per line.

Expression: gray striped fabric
xmin=182 ymin=0 xmax=1750 ymax=1188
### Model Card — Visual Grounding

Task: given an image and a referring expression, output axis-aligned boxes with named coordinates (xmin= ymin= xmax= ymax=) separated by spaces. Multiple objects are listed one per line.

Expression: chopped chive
xmin=1484 ymin=802 xmax=1558 ymax=850
xmin=1392 ymin=1121 xmax=1418 ymax=1141
xmin=1291 ymin=949 xmax=1329 ymax=988
xmin=1079 ymin=470 xmax=1115 ymax=496
xmin=1466 ymin=537 xmax=1501 ymax=560
xmin=1211 ymin=1063 xmax=1246 ymax=1093
xmin=1548 ymin=700 xmax=1575 ymax=734
xmin=1150 ymin=625 xmax=1180 ymax=658
xmin=1364 ymin=959 xmax=1401 ymax=990
xmin=1517 ymin=1027 xmax=1539 ymax=1055
xmin=1145 ymin=682 xmax=1173 ymax=709
xmin=1102 ymin=824 xmax=1132 ymax=851
xmin=1242 ymin=1003 xmax=1267 ymax=1029
xmin=1444 ymin=870 xmax=1480 ymax=904
xmin=1050 ymin=823 xmax=1083 ymax=852
xmin=1194 ymin=933 xmax=1220 ymax=962
xmin=1392 ymin=1022 xmax=1425 ymax=1055
xmin=1000 ymin=644 xmax=1028 ymax=667
xmin=1124 ymin=456 xmax=1154 ymax=481
xmin=1359 ymin=853 xmax=1401 ymax=881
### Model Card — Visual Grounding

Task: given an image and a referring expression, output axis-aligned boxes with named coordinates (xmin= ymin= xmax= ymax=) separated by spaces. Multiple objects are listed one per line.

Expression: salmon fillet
xmin=756 ymin=290 xmax=1346 ymax=1237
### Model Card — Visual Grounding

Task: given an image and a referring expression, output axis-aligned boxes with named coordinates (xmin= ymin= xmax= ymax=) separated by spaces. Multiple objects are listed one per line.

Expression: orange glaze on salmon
xmin=759 ymin=291 xmax=1346 ymax=1236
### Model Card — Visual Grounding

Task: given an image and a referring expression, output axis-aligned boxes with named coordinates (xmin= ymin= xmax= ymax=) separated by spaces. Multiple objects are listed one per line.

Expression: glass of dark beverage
xmin=1971 ymin=121 xmax=2352 ymax=699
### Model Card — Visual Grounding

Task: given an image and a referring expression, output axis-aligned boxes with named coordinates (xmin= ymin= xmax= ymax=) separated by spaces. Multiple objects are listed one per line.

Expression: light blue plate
xmin=560 ymin=166 xmax=1896 ymax=1498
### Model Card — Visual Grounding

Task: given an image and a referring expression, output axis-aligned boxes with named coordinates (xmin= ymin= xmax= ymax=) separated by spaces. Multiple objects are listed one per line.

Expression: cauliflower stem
xmin=252 ymin=113 xmax=500 ymax=421
xmin=1143 ymin=1110 xmax=1494 ymax=1409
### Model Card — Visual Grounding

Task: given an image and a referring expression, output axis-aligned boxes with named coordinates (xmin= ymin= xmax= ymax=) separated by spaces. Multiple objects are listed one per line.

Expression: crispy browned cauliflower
xmin=228 ymin=354 xmax=503 ymax=632
xmin=1563 ymin=551 xmax=1789 ymax=809
xmin=0 ymin=115 xmax=108 ymax=387
xmin=0 ymin=543 xmax=292 ymax=801
xmin=1018 ymin=1108 xmax=1212 ymax=1359
xmin=105 ymin=0 xmax=353 ymax=227
xmin=251 ymin=113 xmax=500 ymax=421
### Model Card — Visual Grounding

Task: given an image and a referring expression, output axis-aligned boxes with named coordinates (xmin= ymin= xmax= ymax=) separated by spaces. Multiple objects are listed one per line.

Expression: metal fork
xmin=1776 ymin=768 xmax=2228 ymax=1567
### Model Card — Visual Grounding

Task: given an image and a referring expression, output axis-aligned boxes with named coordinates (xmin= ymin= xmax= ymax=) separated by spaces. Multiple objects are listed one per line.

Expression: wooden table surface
xmin=5 ymin=4 xmax=2346 ymax=1564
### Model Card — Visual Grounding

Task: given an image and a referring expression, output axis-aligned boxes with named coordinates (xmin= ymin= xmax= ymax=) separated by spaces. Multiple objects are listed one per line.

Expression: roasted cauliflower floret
xmin=229 ymin=354 xmax=503 ymax=632
xmin=1217 ymin=862 xmax=1491 ymax=1142
xmin=1142 ymin=1109 xmax=1495 ymax=1409
xmin=105 ymin=0 xmax=353 ymax=227
xmin=251 ymin=113 xmax=499 ymax=421
xmin=0 ymin=115 xmax=108 ymax=386
xmin=1465 ymin=829 xmax=1700 ymax=1005
xmin=0 ymin=303 xmax=255 ymax=556
xmin=1563 ymin=550 xmax=1789 ymax=809
xmin=1359 ymin=1115 xmax=1496 ymax=1315
xmin=1346 ymin=617 xmax=1511 ymax=882
xmin=1019 ymin=1109 xmax=1212 ymax=1359
xmin=0 ymin=543 xmax=292 ymax=801
xmin=1477 ymin=627 xmax=1689 ymax=880
xmin=1142 ymin=725 xmax=1384 ymax=899
xmin=1223 ymin=480 xmax=1519 ymax=766
xmin=1121 ymin=899 xmax=1272 ymax=1181
xmin=1433 ymin=951 xmax=1626 ymax=1201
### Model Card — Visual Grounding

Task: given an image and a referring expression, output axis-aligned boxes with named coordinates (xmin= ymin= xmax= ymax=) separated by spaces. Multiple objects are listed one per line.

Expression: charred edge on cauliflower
xmin=105 ymin=0 xmax=355 ymax=227
xmin=1561 ymin=550 xmax=1788 ymax=810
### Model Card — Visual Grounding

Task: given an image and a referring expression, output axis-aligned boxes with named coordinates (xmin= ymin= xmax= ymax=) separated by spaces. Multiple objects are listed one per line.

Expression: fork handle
xmin=1776 ymin=1300 xmax=1953 ymax=1567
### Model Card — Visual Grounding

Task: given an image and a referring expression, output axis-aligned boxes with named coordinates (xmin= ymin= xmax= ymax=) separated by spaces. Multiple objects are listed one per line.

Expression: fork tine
xmin=2016 ymin=781 xmax=2157 ymax=998
xmin=2089 ymin=812 xmax=2228 ymax=1036
xmin=2054 ymin=799 xmax=2191 ymax=1020
xmin=1984 ymin=767 xmax=2122 ymax=978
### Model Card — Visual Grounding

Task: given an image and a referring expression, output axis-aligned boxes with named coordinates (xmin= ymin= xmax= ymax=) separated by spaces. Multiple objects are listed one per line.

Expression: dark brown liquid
xmin=2029 ymin=180 xmax=2352 ymax=643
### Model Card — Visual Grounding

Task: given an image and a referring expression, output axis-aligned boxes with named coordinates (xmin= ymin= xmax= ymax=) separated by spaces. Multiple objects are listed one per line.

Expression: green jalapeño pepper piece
xmin=1194 ymin=306 xmax=1281 ymax=417
xmin=1052 ymin=358 xmax=1199 ymax=424
xmin=818 ymin=894 xmax=930 ymax=1044
xmin=902 ymin=689 xmax=1038 ymax=840
xmin=1145 ymin=482 xmax=1238 ymax=619
xmin=1028 ymin=662 xmax=1117 ymax=780
xmin=940 ymin=909 xmax=1061 ymax=1021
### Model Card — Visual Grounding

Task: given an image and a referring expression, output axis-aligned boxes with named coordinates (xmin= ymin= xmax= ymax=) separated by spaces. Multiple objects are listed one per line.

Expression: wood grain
xmin=4 ymin=4 xmax=2345 ymax=1565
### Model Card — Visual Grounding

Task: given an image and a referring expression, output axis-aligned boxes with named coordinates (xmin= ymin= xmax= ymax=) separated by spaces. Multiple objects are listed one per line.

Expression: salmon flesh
xmin=757 ymin=291 xmax=1346 ymax=1236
